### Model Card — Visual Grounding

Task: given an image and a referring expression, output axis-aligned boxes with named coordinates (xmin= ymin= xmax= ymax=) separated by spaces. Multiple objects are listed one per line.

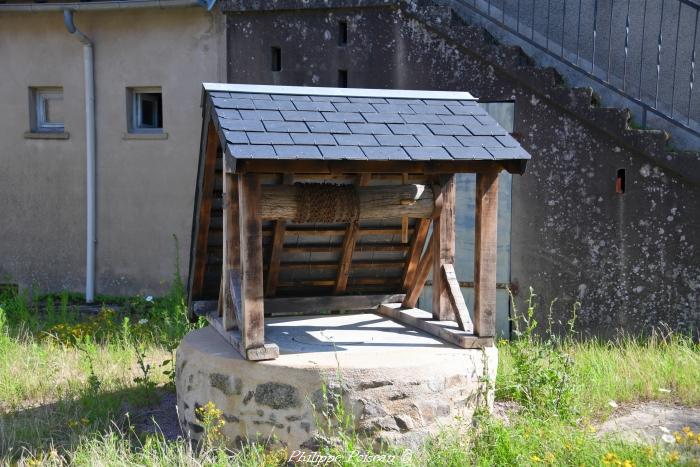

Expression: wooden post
xmin=473 ymin=170 xmax=499 ymax=338
xmin=238 ymin=173 xmax=267 ymax=353
xmin=221 ymin=173 xmax=240 ymax=331
xmin=432 ymin=175 xmax=456 ymax=321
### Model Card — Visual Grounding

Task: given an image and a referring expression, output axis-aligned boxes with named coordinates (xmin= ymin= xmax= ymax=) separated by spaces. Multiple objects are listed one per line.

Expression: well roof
xmin=202 ymin=83 xmax=531 ymax=166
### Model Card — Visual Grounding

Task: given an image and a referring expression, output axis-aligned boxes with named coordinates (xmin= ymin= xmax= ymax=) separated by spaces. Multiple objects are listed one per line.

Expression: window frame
xmin=30 ymin=87 xmax=65 ymax=133
xmin=127 ymin=87 xmax=164 ymax=134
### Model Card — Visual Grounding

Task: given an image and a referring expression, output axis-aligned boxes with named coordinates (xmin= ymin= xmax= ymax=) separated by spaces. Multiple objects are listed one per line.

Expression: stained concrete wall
xmin=0 ymin=8 xmax=226 ymax=296
xmin=224 ymin=3 xmax=700 ymax=336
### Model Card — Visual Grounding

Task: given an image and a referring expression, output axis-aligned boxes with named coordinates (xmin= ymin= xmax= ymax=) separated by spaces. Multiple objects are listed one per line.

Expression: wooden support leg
xmin=401 ymin=218 xmax=430 ymax=291
xmin=442 ymin=264 xmax=474 ymax=333
xmin=432 ymin=175 xmax=456 ymax=321
xmin=402 ymin=231 xmax=435 ymax=308
xmin=238 ymin=173 xmax=278 ymax=360
xmin=266 ymin=220 xmax=286 ymax=297
xmin=334 ymin=173 xmax=369 ymax=294
xmin=222 ymin=173 xmax=240 ymax=331
xmin=474 ymin=170 xmax=499 ymax=338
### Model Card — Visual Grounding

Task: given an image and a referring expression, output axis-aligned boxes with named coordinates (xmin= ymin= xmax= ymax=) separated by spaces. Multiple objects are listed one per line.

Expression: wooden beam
xmin=260 ymin=183 xmax=435 ymax=220
xmin=236 ymin=159 xmax=520 ymax=175
xmin=221 ymin=173 xmax=240 ymax=331
xmin=474 ymin=170 xmax=500 ymax=338
xmin=402 ymin=231 xmax=435 ymax=308
xmin=401 ymin=218 xmax=430 ymax=291
xmin=283 ymin=243 xmax=409 ymax=253
xmin=265 ymin=220 xmax=286 ymax=297
xmin=442 ymin=264 xmax=474 ymax=333
xmin=334 ymin=221 xmax=359 ymax=293
xmin=278 ymin=260 xmax=406 ymax=270
xmin=432 ymin=175 xmax=457 ymax=322
xmin=190 ymin=120 xmax=219 ymax=299
xmin=264 ymin=294 xmax=405 ymax=315
xmin=334 ymin=173 xmax=369 ymax=294
xmin=267 ymin=173 xmax=293 ymax=297
xmin=205 ymin=312 xmax=279 ymax=361
xmin=401 ymin=173 xmax=409 ymax=243
xmin=377 ymin=304 xmax=492 ymax=349
xmin=238 ymin=173 xmax=277 ymax=359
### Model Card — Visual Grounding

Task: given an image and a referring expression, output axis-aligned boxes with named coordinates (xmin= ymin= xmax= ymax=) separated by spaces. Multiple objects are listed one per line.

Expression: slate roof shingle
xmin=204 ymin=83 xmax=531 ymax=162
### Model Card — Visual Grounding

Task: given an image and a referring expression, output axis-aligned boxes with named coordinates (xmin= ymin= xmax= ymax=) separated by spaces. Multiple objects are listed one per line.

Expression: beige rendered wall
xmin=0 ymin=8 xmax=226 ymax=296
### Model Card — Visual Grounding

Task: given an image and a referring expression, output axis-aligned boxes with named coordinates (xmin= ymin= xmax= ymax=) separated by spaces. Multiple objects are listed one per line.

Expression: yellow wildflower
xmin=668 ymin=451 xmax=680 ymax=463
xmin=530 ymin=454 xmax=541 ymax=462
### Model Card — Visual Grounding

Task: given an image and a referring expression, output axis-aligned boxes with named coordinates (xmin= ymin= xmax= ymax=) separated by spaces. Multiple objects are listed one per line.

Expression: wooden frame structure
xmin=187 ymin=84 xmax=530 ymax=360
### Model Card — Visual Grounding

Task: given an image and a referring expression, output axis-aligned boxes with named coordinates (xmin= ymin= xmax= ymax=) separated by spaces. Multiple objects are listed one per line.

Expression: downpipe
xmin=63 ymin=10 xmax=96 ymax=303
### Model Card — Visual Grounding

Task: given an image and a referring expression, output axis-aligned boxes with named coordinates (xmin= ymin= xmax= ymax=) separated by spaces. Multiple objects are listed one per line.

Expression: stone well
xmin=176 ymin=313 xmax=496 ymax=450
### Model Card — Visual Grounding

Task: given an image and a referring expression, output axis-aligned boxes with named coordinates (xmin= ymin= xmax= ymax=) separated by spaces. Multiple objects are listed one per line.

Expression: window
xmin=271 ymin=47 xmax=282 ymax=72
xmin=338 ymin=69 xmax=348 ymax=88
xmin=31 ymin=87 xmax=64 ymax=132
xmin=128 ymin=87 xmax=163 ymax=133
xmin=338 ymin=21 xmax=348 ymax=46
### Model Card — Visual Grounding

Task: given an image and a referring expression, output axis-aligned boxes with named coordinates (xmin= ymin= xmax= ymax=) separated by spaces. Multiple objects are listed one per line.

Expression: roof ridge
xmin=203 ymin=83 xmax=477 ymax=101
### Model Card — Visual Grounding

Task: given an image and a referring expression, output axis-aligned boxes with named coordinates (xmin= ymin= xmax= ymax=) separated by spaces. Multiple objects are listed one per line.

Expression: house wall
xmin=0 ymin=8 xmax=226 ymax=296
xmin=224 ymin=4 xmax=700 ymax=336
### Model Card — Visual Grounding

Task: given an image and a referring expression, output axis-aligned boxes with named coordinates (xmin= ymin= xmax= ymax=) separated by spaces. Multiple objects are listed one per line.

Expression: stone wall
xmin=223 ymin=0 xmax=700 ymax=336
xmin=176 ymin=326 xmax=497 ymax=450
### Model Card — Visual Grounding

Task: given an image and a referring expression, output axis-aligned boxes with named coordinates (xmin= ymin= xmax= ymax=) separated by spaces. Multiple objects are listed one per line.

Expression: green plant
xmin=195 ymin=401 xmax=226 ymax=449
xmin=497 ymin=287 xmax=578 ymax=420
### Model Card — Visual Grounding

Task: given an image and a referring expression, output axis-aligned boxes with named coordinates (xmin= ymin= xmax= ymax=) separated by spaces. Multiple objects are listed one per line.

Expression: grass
xmin=0 ymin=283 xmax=698 ymax=466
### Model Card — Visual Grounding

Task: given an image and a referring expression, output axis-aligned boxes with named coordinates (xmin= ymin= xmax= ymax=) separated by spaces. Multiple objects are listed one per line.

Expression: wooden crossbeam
xmin=377 ymin=304 xmax=492 ymax=349
xmin=432 ymin=175 xmax=457 ymax=321
xmin=401 ymin=218 xmax=430 ymax=291
xmin=442 ymin=264 xmax=474 ymax=333
xmin=474 ymin=171 xmax=500 ymax=338
xmin=402 ymin=231 xmax=435 ymax=308
xmin=264 ymin=294 xmax=405 ymax=315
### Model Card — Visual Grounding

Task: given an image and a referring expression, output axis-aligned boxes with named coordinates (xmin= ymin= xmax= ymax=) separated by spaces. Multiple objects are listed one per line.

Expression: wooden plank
xmin=222 ymin=173 xmax=240 ymax=331
xmin=401 ymin=218 xmax=430 ymax=291
xmin=442 ymin=264 xmax=474 ymax=333
xmin=281 ymin=277 xmax=401 ymax=288
xmin=265 ymin=220 xmax=287 ymax=297
xmin=284 ymin=243 xmax=409 ymax=253
xmin=190 ymin=120 xmax=219 ymax=299
xmin=402 ymin=232 xmax=435 ymax=308
xmin=473 ymin=170 xmax=499 ymax=338
xmin=377 ymin=304 xmax=492 ymax=349
xmin=401 ymin=173 xmax=409 ymax=243
xmin=264 ymin=294 xmax=405 ymax=315
xmin=284 ymin=227 xmax=414 ymax=237
xmin=278 ymin=260 xmax=406 ymax=270
xmin=238 ymin=173 xmax=266 ymax=353
xmin=236 ymin=159 xmax=519 ymax=175
xmin=432 ymin=175 xmax=457 ymax=322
